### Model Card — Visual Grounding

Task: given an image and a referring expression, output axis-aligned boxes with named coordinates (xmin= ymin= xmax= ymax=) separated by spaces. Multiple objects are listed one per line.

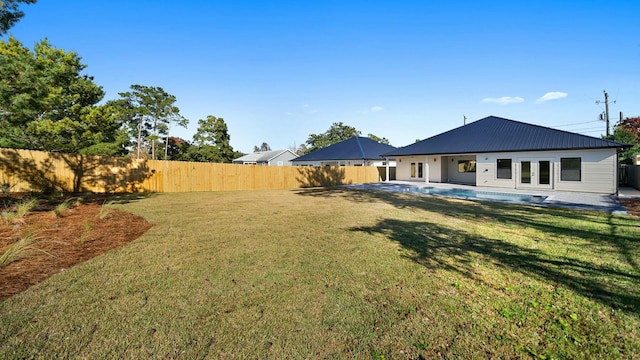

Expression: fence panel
xmin=626 ymin=165 xmax=640 ymax=190
xmin=0 ymin=148 xmax=382 ymax=193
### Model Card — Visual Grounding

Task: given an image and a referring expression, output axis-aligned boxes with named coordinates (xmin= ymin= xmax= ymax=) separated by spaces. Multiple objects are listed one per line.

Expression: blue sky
xmin=5 ymin=0 xmax=640 ymax=153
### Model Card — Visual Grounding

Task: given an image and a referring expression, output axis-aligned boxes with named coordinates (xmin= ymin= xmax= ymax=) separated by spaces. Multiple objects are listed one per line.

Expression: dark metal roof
xmin=384 ymin=116 xmax=628 ymax=156
xmin=293 ymin=136 xmax=397 ymax=162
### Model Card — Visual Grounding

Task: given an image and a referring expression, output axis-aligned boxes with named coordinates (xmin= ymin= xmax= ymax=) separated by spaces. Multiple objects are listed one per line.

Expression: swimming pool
xmin=403 ymin=186 xmax=548 ymax=204
xmin=346 ymin=183 xmax=548 ymax=205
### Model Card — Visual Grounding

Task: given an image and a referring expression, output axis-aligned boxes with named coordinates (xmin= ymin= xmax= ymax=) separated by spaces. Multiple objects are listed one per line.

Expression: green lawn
xmin=1 ymin=188 xmax=639 ymax=359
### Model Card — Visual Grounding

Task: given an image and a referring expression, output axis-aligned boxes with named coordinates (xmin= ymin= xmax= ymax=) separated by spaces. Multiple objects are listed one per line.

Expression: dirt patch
xmin=0 ymin=195 xmax=152 ymax=301
xmin=620 ymin=198 xmax=640 ymax=218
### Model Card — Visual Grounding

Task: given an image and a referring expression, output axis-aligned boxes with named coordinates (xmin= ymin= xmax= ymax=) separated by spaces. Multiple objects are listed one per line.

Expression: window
xmin=497 ymin=159 xmax=512 ymax=179
xmin=561 ymin=157 xmax=581 ymax=181
xmin=458 ymin=160 xmax=476 ymax=173
xmin=418 ymin=162 xmax=423 ymax=178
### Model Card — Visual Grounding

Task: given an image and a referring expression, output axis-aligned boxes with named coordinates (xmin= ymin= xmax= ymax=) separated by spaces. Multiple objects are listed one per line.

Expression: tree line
xmin=1 ymin=1 xmax=391 ymax=162
xmin=0 ymin=36 xmax=243 ymax=162
xmin=0 ymin=35 xmax=390 ymax=162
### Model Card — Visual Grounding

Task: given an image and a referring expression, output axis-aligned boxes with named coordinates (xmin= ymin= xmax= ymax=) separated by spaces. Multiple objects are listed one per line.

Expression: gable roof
xmin=384 ymin=116 xmax=628 ymax=156
xmin=233 ymin=149 xmax=296 ymax=163
xmin=293 ymin=136 xmax=396 ymax=162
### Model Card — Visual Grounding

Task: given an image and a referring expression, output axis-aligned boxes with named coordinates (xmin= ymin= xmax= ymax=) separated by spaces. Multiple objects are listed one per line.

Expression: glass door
xmin=518 ymin=159 xmax=553 ymax=189
xmin=521 ymin=161 xmax=531 ymax=184
xmin=539 ymin=161 xmax=550 ymax=185
xmin=410 ymin=162 xmax=424 ymax=179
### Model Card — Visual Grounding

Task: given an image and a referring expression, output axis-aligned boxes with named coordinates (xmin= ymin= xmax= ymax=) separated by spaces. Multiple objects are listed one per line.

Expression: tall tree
xmin=0 ymin=37 xmax=109 ymax=152
xmin=115 ymin=85 xmax=187 ymax=159
xmin=618 ymin=116 xmax=640 ymax=139
xmin=253 ymin=142 xmax=271 ymax=152
xmin=606 ymin=117 xmax=640 ymax=164
xmin=164 ymin=136 xmax=191 ymax=161
xmin=305 ymin=122 xmax=361 ymax=153
xmin=77 ymin=102 xmax=131 ymax=156
xmin=188 ymin=115 xmax=237 ymax=162
xmin=0 ymin=0 xmax=36 ymax=35
xmin=289 ymin=142 xmax=307 ymax=156
xmin=367 ymin=133 xmax=390 ymax=145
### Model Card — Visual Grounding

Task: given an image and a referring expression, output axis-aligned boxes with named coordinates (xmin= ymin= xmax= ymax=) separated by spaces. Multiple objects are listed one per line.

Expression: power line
xmin=567 ymin=126 xmax=607 ymax=132
xmin=553 ymin=120 xmax=601 ymax=128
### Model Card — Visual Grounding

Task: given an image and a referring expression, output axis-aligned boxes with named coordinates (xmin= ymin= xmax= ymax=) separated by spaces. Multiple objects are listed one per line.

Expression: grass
xmin=0 ymin=231 xmax=37 ymax=268
xmin=97 ymin=200 xmax=113 ymax=220
xmin=51 ymin=198 xmax=75 ymax=218
xmin=0 ymin=188 xmax=639 ymax=359
xmin=1 ymin=198 xmax=37 ymax=225
xmin=80 ymin=220 xmax=92 ymax=244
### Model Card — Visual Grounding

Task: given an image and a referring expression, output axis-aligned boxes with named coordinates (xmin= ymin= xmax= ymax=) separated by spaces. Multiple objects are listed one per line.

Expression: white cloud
xmin=358 ymin=106 xmax=385 ymax=114
xmin=481 ymin=96 xmax=525 ymax=105
xmin=536 ymin=91 xmax=568 ymax=103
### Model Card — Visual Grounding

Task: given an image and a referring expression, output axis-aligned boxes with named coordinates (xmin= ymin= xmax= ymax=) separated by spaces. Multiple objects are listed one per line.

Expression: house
xmin=382 ymin=116 xmax=628 ymax=194
xmin=232 ymin=149 xmax=298 ymax=166
xmin=292 ymin=136 xmax=397 ymax=167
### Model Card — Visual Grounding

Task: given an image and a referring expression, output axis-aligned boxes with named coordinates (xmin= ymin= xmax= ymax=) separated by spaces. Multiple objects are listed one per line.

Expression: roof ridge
xmin=482 ymin=116 xmax=622 ymax=144
xmin=354 ymin=136 xmax=366 ymax=159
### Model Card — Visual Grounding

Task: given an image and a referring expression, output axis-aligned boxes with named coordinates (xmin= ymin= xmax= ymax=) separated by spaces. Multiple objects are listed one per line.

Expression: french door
xmin=518 ymin=159 xmax=553 ymax=189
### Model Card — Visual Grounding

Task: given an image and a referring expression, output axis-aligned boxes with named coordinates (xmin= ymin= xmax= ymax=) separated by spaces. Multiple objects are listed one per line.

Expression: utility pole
xmin=596 ymin=90 xmax=614 ymax=136
xmin=620 ymin=111 xmax=624 ymax=125
xmin=604 ymin=91 xmax=610 ymax=137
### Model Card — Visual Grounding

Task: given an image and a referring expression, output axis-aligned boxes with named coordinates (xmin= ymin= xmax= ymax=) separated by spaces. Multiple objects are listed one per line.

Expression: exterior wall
xmin=476 ymin=149 xmax=618 ymax=194
xmin=395 ymin=156 xmax=429 ymax=182
xmin=401 ymin=155 xmax=475 ymax=184
xmin=445 ymin=155 xmax=477 ymax=185
xmin=428 ymin=156 xmax=441 ymax=182
xmin=397 ymin=149 xmax=617 ymax=193
xmin=268 ymin=152 xmax=297 ymax=166
xmin=292 ymin=159 xmax=395 ymax=167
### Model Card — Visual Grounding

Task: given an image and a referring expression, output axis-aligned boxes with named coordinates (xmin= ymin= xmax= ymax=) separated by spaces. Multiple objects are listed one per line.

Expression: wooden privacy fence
xmin=0 ymin=148 xmax=382 ymax=193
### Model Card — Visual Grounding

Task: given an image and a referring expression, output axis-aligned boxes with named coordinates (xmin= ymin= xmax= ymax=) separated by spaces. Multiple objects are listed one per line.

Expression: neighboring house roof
xmin=233 ymin=149 xmax=296 ymax=163
xmin=293 ymin=136 xmax=397 ymax=162
xmin=384 ymin=116 xmax=628 ymax=157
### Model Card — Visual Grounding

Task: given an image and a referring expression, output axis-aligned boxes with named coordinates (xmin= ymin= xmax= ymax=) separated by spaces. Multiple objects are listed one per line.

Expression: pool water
xmin=400 ymin=186 xmax=548 ymax=204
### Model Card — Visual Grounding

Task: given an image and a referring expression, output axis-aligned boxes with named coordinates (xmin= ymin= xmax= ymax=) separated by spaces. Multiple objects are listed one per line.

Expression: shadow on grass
xmin=295 ymin=187 xmax=640 ymax=313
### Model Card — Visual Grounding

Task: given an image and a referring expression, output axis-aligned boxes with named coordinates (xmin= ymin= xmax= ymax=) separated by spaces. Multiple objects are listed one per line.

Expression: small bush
xmin=15 ymin=198 xmax=37 ymax=218
xmin=52 ymin=198 xmax=77 ymax=218
xmin=80 ymin=220 xmax=92 ymax=244
xmin=0 ymin=231 xmax=37 ymax=268
xmin=98 ymin=201 xmax=113 ymax=220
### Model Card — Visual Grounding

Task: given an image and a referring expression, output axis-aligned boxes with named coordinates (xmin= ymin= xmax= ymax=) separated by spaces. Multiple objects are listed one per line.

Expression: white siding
xmin=476 ymin=149 xmax=618 ymax=194
xmin=429 ymin=156 xmax=441 ymax=182
xmin=446 ymin=155 xmax=476 ymax=185
xmin=292 ymin=159 xmax=395 ymax=167
xmin=396 ymin=156 xmax=429 ymax=182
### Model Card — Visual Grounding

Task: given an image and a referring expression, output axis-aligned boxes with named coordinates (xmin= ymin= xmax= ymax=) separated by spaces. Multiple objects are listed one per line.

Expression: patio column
xmin=424 ymin=156 xmax=430 ymax=183
xmin=385 ymin=157 xmax=390 ymax=182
